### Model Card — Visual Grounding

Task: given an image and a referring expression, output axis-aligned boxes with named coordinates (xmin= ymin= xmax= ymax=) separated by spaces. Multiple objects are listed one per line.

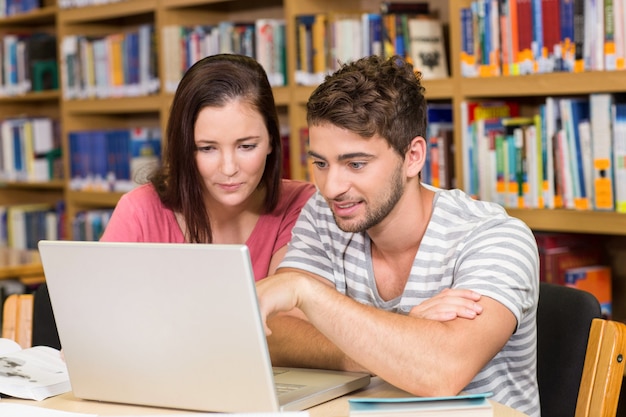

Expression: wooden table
xmin=3 ymin=377 xmax=529 ymax=416
xmin=0 ymin=247 xmax=44 ymax=285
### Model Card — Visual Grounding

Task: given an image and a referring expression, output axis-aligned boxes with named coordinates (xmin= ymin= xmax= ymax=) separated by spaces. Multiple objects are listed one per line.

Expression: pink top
xmin=100 ymin=179 xmax=316 ymax=281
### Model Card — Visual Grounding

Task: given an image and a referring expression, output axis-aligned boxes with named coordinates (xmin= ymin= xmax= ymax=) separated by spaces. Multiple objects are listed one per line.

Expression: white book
xmin=590 ymin=93 xmax=615 ymax=210
xmin=0 ymin=338 xmax=70 ymax=401
xmin=1 ymin=119 xmax=15 ymax=180
xmin=408 ymin=17 xmax=448 ymax=79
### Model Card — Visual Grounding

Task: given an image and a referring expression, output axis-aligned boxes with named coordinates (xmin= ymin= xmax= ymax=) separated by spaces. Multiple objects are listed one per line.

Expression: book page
xmin=0 ymin=345 xmax=70 ymax=400
xmin=0 ymin=338 xmax=22 ymax=355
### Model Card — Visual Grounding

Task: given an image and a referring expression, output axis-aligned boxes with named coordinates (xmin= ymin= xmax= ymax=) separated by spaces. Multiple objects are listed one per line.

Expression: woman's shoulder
xmin=280 ymin=179 xmax=316 ymax=198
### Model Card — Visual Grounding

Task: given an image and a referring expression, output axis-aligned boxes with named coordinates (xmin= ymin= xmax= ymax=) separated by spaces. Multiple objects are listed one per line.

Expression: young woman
xmin=100 ymin=54 xmax=315 ymax=280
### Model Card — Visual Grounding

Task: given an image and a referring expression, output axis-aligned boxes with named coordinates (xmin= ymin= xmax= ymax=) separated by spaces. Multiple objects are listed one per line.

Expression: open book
xmin=0 ymin=338 xmax=70 ymax=400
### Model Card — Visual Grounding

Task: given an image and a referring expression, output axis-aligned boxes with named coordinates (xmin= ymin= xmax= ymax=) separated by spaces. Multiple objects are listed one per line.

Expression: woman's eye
xmin=196 ymin=146 xmax=214 ymax=152
xmin=240 ymin=144 xmax=258 ymax=151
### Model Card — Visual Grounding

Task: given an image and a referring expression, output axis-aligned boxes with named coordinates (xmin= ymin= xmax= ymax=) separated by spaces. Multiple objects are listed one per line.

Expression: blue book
xmin=349 ymin=392 xmax=493 ymax=416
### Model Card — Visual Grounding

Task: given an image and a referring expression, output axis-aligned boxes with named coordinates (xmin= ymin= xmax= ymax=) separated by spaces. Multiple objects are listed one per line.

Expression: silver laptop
xmin=38 ymin=240 xmax=370 ymax=413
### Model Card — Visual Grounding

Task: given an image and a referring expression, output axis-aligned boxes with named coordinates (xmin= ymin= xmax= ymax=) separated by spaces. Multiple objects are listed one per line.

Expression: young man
xmin=256 ymin=55 xmax=539 ymax=417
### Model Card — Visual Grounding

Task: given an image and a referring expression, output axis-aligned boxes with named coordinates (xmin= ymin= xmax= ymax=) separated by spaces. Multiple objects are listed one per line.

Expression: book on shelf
xmin=0 ymin=338 xmax=70 ymax=401
xmin=255 ymin=18 xmax=287 ymax=87
xmin=558 ymin=97 xmax=591 ymax=210
xmin=407 ymin=16 xmax=449 ymax=79
xmin=295 ymin=14 xmax=316 ymax=86
xmin=590 ymin=93 xmax=615 ymax=210
xmin=565 ymin=265 xmax=612 ymax=318
xmin=425 ymin=103 xmax=454 ymax=190
xmin=541 ymin=0 xmax=561 ymax=73
xmin=72 ymin=209 xmax=113 ymax=242
xmin=613 ymin=99 xmax=626 ymax=212
xmin=459 ymin=6 xmax=477 ymax=77
xmin=362 ymin=13 xmax=384 ymax=58
xmin=348 ymin=392 xmax=493 ymax=417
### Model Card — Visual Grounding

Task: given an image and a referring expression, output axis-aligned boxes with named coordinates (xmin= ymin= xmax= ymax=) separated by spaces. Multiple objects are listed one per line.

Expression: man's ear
xmin=405 ymin=136 xmax=427 ymax=178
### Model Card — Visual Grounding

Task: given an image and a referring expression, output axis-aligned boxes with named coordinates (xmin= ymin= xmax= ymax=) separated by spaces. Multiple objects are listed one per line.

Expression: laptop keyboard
xmin=273 ymin=369 xmax=305 ymax=395
xmin=275 ymin=382 xmax=305 ymax=395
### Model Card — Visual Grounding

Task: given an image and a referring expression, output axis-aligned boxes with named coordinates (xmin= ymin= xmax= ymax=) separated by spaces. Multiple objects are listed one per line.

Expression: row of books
xmin=0 ymin=203 xmax=110 ymax=249
xmin=0 ymin=202 xmax=65 ymax=250
xmin=460 ymin=0 xmax=626 ymax=77
xmin=0 ymin=32 xmax=57 ymax=96
xmin=60 ymin=25 xmax=159 ymax=100
xmin=536 ymin=232 xmax=612 ymax=318
xmin=423 ymin=104 xmax=455 ymax=190
xmin=0 ymin=117 xmax=62 ymax=182
xmin=68 ymin=126 xmax=161 ymax=193
xmin=162 ymin=19 xmax=286 ymax=93
xmin=295 ymin=5 xmax=448 ymax=86
xmin=461 ymin=93 xmax=626 ymax=212
xmin=72 ymin=209 xmax=113 ymax=242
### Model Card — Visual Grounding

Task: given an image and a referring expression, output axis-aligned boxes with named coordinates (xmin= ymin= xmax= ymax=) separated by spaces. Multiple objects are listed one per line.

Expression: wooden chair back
xmin=575 ymin=318 xmax=626 ymax=417
xmin=1 ymin=293 xmax=34 ymax=348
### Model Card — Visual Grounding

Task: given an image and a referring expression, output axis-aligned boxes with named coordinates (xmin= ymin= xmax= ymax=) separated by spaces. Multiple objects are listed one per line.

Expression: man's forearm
xmin=266 ymin=314 xmax=366 ymax=372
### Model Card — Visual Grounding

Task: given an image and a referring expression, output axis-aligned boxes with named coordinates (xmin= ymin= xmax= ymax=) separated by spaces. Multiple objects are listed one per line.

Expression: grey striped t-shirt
xmin=279 ymin=187 xmax=540 ymax=417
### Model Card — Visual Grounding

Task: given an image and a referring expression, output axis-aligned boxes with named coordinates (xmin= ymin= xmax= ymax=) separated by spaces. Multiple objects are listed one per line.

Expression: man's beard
xmin=332 ymin=163 xmax=405 ymax=233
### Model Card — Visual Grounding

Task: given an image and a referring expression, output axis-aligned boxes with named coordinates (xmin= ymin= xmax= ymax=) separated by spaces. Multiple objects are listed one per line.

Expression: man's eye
xmin=312 ymin=161 xmax=327 ymax=169
xmin=349 ymin=162 xmax=366 ymax=169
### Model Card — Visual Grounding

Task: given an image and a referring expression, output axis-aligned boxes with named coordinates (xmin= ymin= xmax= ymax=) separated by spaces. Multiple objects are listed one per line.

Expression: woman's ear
xmin=405 ymin=136 xmax=427 ymax=178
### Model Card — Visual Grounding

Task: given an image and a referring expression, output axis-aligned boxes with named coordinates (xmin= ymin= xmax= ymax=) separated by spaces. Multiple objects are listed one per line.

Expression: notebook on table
xmin=37 ymin=240 xmax=370 ymax=413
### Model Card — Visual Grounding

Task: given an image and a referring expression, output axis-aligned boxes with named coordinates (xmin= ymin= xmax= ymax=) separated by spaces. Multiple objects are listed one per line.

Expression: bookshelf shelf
xmin=67 ymin=190 xmax=126 ymax=207
xmin=507 ymin=209 xmax=626 ymax=236
xmin=63 ymin=97 xmax=162 ymax=114
xmin=58 ymin=0 xmax=157 ymax=23
xmin=460 ymin=72 xmax=626 ymax=98
xmin=422 ymin=78 xmax=455 ymax=100
xmin=0 ymin=180 xmax=65 ymax=191
xmin=0 ymin=91 xmax=60 ymax=103
xmin=0 ymin=5 xmax=56 ymax=26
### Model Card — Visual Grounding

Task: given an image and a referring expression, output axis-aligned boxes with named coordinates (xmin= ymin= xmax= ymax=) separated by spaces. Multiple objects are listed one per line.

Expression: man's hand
xmin=256 ymin=272 xmax=309 ymax=335
xmin=409 ymin=288 xmax=483 ymax=321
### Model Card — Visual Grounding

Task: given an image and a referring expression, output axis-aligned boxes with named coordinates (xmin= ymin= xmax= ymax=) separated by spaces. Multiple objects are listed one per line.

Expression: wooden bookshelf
xmin=0 ymin=0 xmax=64 ymax=247
xmin=0 ymin=0 xmax=624 ymax=250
